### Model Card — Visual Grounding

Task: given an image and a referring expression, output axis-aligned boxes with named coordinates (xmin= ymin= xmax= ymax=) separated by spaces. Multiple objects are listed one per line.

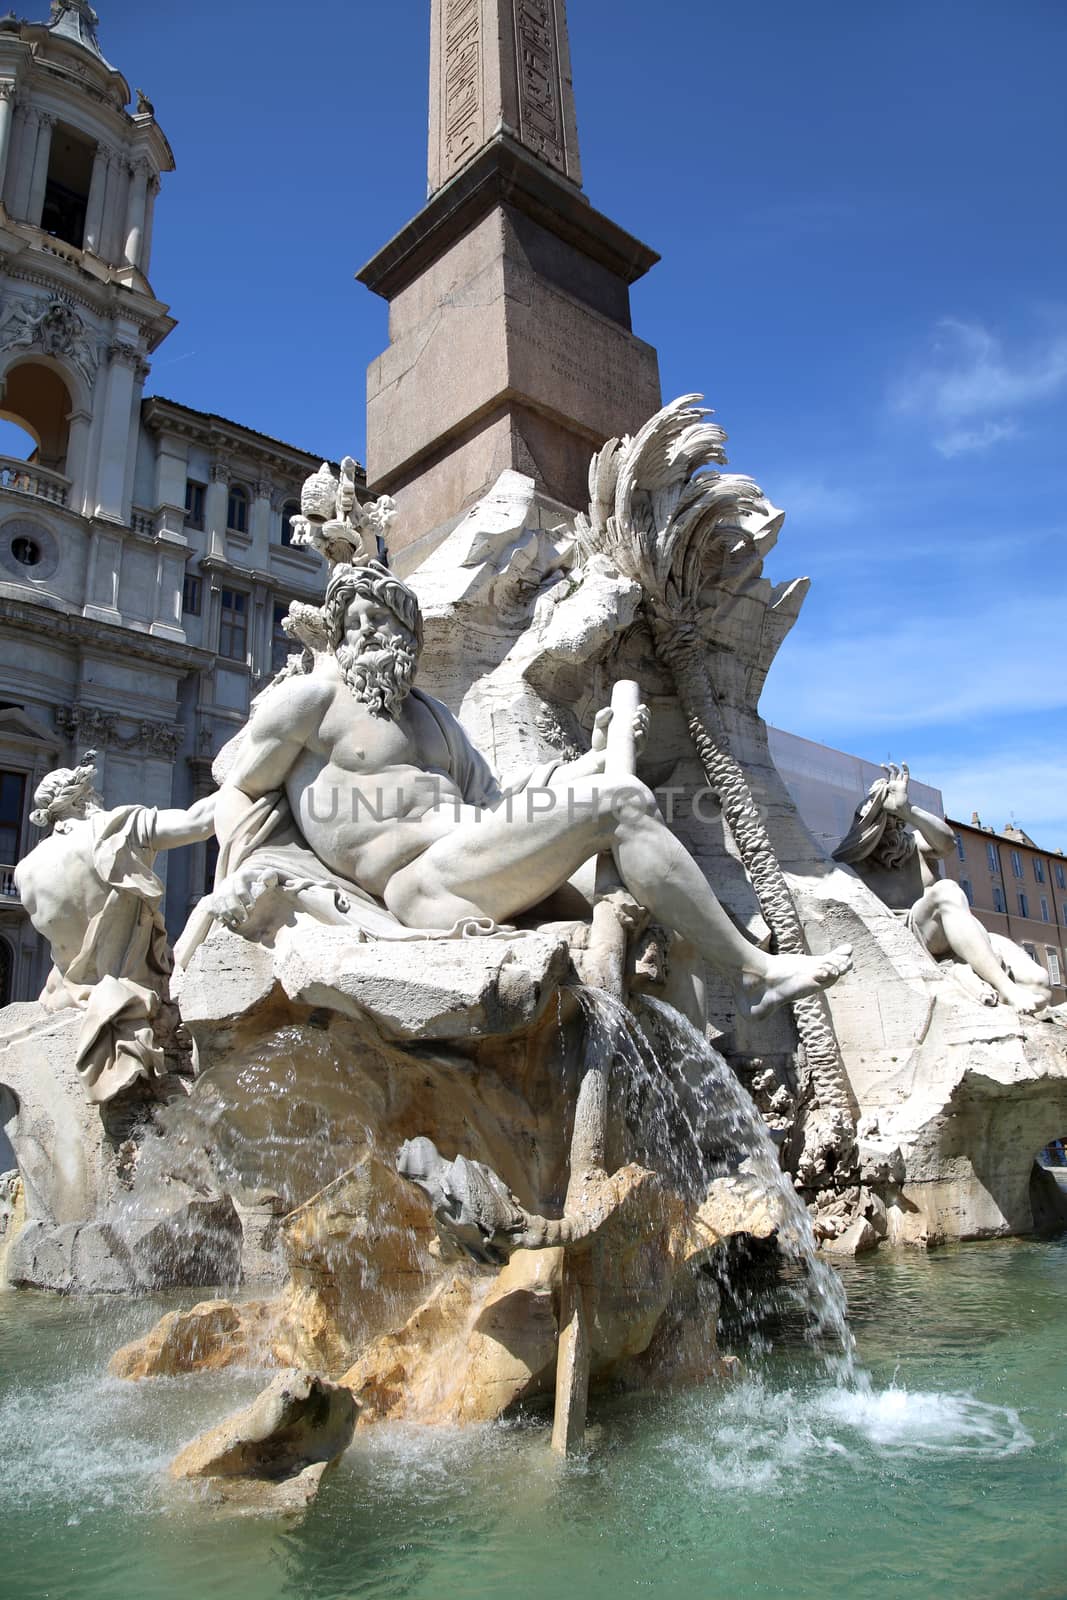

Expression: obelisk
xmin=359 ymin=0 xmax=662 ymax=567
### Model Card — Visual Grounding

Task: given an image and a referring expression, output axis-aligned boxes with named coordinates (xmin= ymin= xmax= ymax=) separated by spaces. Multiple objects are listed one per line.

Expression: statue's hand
xmin=880 ymin=762 xmax=912 ymax=818
xmin=209 ymin=865 xmax=265 ymax=931
xmin=590 ymin=703 xmax=650 ymax=755
xmin=567 ymin=702 xmax=651 ymax=779
xmin=633 ymin=703 xmax=650 ymax=753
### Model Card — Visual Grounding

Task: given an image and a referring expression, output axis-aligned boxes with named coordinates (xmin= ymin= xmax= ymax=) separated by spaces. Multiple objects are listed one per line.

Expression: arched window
xmin=279 ymin=499 xmax=300 ymax=546
xmin=226 ymin=484 xmax=249 ymax=534
xmin=0 ymin=361 xmax=74 ymax=474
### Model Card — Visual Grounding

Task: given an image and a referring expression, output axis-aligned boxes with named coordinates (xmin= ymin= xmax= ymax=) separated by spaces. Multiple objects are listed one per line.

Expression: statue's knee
xmin=930 ymin=880 xmax=968 ymax=913
xmin=594 ymin=777 xmax=658 ymax=834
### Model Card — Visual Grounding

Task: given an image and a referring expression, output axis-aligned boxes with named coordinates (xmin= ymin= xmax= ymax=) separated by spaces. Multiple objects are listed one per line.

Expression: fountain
xmin=1 ymin=389 xmax=1063 ymax=1527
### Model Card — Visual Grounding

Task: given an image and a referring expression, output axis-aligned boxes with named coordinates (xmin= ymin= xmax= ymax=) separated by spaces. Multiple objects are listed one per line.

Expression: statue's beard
xmin=336 ymin=634 xmax=418 ymax=717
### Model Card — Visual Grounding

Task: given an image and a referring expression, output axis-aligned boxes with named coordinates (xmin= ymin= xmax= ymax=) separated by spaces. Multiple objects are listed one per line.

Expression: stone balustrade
xmin=0 ymin=865 xmax=19 ymax=900
xmin=0 ymin=457 xmax=70 ymax=507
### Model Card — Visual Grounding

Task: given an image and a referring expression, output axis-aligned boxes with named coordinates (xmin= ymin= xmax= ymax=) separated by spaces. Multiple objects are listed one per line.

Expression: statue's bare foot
xmin=741 ymin=945 xmax=853 ymax=1022
xmin=1000 ymin=981 xmax=1047 ymax=1016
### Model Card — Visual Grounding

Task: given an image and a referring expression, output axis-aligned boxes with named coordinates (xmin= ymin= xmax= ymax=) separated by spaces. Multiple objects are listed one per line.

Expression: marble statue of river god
xmin=179 ymin=557 xmax=852 ymax=1022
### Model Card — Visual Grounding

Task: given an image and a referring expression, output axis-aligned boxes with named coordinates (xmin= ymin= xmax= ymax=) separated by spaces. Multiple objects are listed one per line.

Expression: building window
xmin=960 ymin=879 xmax=974 ymax=906
xmin=279 ymin=500 xmax=301 ymax=546
xmin=219 ymin=588 xmax=248 ymax=661
xmin=41 ymin=124 xmax=95 ymax=248
xmin=1034 ymin=858 xmax=1046 ymax=884
xmin=1011 ymin=850 xmax=1023 ymax=879
xmin=1049 ymin=950 xmax=1063 ymax=988
xmin=1018 ymin=892 xmax=1029 ymax=919
xmin=185 ymin=481 xmax=205 ymax=530
xmin=0 ymin=770 xmax=25 ymax=876
xmin=182 ymin=574 xmax=202 ymax=616
xmin=987 ymin=842 xmax=999 ymax=874
xmin=1023 ymin=943 xmax=1037 ymax=962
xmin=227 ymin=484 xmax=249 ymax=534
xmin=955 ymin=834 xmax=965 ymax=861
xmin=1040 ymin=897 xmax=1051 ymax=923
xmin=1055 ymin=863 xmax=1066 ymax=891
xmin=11 ymin=536 xmax=41 ymax=566
xmin=271 ymin=602 xmax=292 ymax=673
xmin=992 ymin=884 xmax=1006 ymax=914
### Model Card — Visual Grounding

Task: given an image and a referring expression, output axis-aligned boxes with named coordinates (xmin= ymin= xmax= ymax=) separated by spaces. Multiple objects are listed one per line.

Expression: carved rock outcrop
xmin=169 ymin=1370 xmax=358 ymax=1514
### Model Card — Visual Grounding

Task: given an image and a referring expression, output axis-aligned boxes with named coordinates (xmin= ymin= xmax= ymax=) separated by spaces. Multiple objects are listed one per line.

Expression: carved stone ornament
xmin=54 ymin=704 xmax=183 ymax=760
xmin=0 ymin=294 xmax=99 ymax=390
xmin=292 ymin=457 xmax=396 ymax=568
xmin=54 ymin=704 xmax=117 ymax=746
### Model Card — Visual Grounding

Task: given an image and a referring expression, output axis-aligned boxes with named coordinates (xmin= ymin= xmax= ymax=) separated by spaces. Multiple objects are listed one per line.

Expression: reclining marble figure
xmin=833 ymin=763 xmax=1050 ymax=1013
xmin=179 ymin=560 xmax=851 ymax=1022
xmin=14 ymin=752 xmax=217 ymax=1102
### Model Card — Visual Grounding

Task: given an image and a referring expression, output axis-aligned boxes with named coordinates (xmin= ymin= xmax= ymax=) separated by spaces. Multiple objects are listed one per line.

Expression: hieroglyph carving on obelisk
xmin=429 ymin=0 xmax=583 ymax=192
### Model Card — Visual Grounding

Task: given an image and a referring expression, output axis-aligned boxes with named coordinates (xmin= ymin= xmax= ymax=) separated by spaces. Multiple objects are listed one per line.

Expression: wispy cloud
xmin=762 ymin=593 xmax=1066 ymax=736
xmin=936 ymin=750 xmax=1067 ymax=850
xmin=933 ymin=418 xmax=1020 ymax=458
xmin=890 ymin=315 xmax=1067 ymax=456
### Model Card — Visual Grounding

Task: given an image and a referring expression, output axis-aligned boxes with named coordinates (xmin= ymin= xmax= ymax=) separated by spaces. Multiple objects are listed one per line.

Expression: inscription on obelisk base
xmin=362 ymin=0 xmax=659 ymax=565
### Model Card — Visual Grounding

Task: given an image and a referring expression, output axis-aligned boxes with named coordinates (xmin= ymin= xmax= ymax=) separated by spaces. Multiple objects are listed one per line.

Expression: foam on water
xmin=659 ymin=1376 xmax=1033 ymax=1497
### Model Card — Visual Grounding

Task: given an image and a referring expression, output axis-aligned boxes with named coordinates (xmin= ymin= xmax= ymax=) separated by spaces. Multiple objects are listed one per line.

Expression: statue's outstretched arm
xmin=149 ymin=793 xmax=217 ymax=851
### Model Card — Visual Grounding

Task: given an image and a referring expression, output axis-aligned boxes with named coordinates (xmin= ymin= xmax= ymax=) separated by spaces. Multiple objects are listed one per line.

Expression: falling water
xmin=573 ymin=986 xmax=856 ymax=1378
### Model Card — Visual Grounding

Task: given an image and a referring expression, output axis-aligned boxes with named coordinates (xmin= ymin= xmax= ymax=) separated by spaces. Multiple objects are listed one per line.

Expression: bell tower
xmin=359 ymin=0 xmax=662 ymax=568
xmin=0 ymin=1 xmax=175 ymax=534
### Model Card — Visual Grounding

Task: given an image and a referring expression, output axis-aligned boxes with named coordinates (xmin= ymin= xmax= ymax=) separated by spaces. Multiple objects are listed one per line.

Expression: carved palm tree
xmin=574 ymin=396 xmax=853 ymax=1123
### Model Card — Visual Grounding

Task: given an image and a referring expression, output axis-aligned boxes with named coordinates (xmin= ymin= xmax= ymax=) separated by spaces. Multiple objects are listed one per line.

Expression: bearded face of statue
xmin=335 ymin=593 xmax=419 ymax=718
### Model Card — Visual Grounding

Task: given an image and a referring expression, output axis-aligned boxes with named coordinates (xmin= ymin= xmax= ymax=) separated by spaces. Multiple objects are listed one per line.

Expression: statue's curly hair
xmin=30 ymin=750 xmax=100 ymax=831
xmin=832 ymin=778 xmax=917 ymax=872
xmin=321 ymin=561 xmax=423 ymax=652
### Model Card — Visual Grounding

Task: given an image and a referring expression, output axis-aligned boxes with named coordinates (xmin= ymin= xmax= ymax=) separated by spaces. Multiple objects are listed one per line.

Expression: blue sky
xmin=84 ymin=1 xmax=1067 ymax=841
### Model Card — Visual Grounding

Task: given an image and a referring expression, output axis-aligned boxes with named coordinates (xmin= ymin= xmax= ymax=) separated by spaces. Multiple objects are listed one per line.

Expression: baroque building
xmin=0 ymin=3 xmax=355 ymax=1004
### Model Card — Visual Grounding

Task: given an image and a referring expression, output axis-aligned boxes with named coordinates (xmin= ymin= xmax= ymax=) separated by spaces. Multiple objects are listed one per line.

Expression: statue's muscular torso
xmin=238 ymin=657 xmax=482 ymax=897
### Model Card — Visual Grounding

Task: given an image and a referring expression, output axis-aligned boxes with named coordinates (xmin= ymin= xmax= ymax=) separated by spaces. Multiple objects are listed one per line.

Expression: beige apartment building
xmin=942 ymin=816 xmax=1067 ymax=1007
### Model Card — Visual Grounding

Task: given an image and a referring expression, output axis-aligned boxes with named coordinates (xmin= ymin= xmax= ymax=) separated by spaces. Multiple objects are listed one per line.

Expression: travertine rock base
xmin=169 ymin=1370 xmax=358 ymax=1515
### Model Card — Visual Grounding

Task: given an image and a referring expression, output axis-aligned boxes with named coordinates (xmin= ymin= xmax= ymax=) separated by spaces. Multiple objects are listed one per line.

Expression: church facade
xmin=0 ymin=3 xmax=356 ymax=1005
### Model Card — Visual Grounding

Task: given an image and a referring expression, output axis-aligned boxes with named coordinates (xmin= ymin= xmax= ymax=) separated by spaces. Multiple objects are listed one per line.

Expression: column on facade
xmin=82 ymin=141 xmax=110 ymax=255
xmin=204 ymin=461 xmax=229 ymax=559
xmin=121 ymin=355 xmax=149 ymax=519
xmin=0 ymin=83 xmax=17 ymax=203
xmin=26 ymin=111 xmax=55 ymax=227
xmin=10 ymin=104 xmax=37 ymax=218
xmin=83 ymin=525 xmax=123 ymax=619
xmin=250 ymin=478 xmax=273 ymax=566
xmin=93 ymin=342 xmax=140 ymax=521
xmin=99 ymin=147 xmax=125 ymax=262
xmin=123 ymin=157 xmax=150 ymax=269
xmin=139 ymin=173 xmax=160 ymax=277
xmin=64 ymin=406 xmax=93 ymax=513
xmin=150 ymin=542 xmax=187 ymax=641
xmin=152 ymin=433 xmax=188 ymax=539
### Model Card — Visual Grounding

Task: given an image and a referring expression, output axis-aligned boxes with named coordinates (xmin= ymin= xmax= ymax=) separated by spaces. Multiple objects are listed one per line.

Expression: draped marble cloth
xmin=40 ymin=806 xmax=173 ymax=1104
xmin=175 ymin=687 xmax=564 ymax=969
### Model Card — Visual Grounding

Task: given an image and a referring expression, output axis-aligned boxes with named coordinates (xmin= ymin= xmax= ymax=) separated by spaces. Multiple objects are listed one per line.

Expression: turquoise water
xmin=2 ymin=1238 xmax=1065 ymax=1600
